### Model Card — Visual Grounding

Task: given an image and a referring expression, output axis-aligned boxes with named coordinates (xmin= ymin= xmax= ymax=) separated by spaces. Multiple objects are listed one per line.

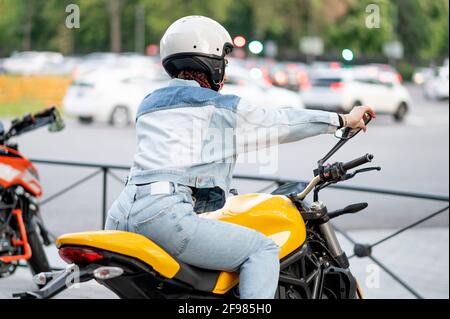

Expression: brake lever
xmin=345 ymin=166 xmax=381 ymax=180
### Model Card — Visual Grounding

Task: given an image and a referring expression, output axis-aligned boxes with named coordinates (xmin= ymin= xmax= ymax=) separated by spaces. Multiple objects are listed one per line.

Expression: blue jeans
xmin=105 ymin=184 xmax=280 ymax=299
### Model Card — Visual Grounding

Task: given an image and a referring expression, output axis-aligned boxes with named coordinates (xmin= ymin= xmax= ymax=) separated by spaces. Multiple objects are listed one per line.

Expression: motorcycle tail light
xmin=59 ymin=247 xmax=104 ymax=264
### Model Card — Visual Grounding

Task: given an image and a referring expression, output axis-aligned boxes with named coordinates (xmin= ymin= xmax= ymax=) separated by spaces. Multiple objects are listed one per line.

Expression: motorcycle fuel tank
xmin=0 ymin=146 xmax=42 ymax=197
xmin=200 ymin=193 xmax=307 ymax=259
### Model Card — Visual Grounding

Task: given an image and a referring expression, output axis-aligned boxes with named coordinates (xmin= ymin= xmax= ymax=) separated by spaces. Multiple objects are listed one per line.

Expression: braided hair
xmin=177 ymin=70 xmax=212 ymax=89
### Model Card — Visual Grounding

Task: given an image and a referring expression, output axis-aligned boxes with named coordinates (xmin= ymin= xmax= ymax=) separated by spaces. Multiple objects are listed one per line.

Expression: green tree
xmin=137 ymin=0 xmax=234 ymax=45
xmin=324 ymin=0 xmax=395 ymax=57
xmin=0 ymin=0 xmax=448 ymax=61
xmin=396 ymin=0 xmax=449 ymax=60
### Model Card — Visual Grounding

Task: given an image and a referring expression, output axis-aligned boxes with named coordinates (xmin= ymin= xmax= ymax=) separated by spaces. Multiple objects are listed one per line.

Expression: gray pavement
xmin=0 ymin=84 xmax=448 ymax=298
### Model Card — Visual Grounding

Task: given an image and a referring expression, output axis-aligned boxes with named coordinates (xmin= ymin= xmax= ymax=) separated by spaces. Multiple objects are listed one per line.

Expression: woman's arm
xmin=235 ymin=99 xmax=375 ymax=152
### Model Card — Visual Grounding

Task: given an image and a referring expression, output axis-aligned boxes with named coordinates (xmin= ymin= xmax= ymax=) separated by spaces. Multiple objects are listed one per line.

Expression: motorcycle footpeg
xmin=12 ymin=291 xmax=41 ymax=299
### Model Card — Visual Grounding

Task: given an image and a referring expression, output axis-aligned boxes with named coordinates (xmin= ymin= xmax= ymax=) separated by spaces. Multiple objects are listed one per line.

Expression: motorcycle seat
xmin=56 ymin=230 xmax=238 ymax=294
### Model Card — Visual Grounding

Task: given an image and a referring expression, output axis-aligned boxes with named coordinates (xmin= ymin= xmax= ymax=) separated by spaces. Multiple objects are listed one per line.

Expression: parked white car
xmin=423 ymin=66 xmax=449 ymax=100
xmin=3 ymin=51 xmax=64 ymax=75
xmin=71 ymin=53 xmax=160 ymax=79
xmin=222 ymin=65 xmax=304 ymax=109
xmin=71 ymin=52 xmax=121 ymax=79
xmin=301 ymin=68 xmax=411 ymax=122
xmin=63 ymin=67 xmax=170 ymax=127
xmin=413 ymin=67 xmax=434 ymax=85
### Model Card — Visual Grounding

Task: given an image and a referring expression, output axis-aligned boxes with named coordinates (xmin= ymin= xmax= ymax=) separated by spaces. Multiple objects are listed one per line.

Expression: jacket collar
xmin=168 ymin=78 xmax=201 ymax=88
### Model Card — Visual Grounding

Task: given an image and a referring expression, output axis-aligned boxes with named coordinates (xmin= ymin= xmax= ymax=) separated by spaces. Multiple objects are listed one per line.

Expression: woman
xmin=105 ymin=16 xmax=376 ymax=299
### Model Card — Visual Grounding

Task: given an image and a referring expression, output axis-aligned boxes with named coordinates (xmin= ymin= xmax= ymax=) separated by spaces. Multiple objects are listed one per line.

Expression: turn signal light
xmin=93 ymin=266 xmax=124 ymax=280
xmin=59 ymin=247 xmax=104 ymax=264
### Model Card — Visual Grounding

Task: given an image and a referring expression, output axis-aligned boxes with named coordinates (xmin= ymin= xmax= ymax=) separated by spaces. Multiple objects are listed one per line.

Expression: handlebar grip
xmin=34 ymin=106 xmax=56 ymax=119
xmin=342 ymin=153 xmax=373 ymax=170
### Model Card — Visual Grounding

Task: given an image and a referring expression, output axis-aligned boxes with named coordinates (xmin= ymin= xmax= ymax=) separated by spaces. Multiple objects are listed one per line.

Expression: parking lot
xmin=0 ymin=84 xmax=448 ymax=299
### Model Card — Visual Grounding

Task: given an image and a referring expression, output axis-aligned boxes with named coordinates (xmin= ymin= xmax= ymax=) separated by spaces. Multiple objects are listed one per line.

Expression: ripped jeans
xmin=104 ymin=184 xmax=280 ymax=299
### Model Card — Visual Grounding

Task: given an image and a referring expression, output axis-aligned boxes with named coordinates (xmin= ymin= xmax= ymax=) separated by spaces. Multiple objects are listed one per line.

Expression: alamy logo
xmin=169 ymin=119 xmax=280 ymax=175
xmin=65 ymin=4 xmax=80 ymax=29
xmin=366 ymin=4 xmax=381 ymax=29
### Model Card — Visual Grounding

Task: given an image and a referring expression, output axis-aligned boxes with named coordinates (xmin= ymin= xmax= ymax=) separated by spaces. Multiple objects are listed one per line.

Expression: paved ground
xmin=0 ymin=84 xmax=448 ymax=298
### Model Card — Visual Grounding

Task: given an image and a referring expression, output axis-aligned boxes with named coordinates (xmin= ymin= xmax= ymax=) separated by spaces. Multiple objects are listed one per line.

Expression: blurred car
xmin=412 ymin=67 xmax=434 ymax=85
xmin=301 ymin=67 xmax=411 ymax=122
xmin=366 ymin=63 xmax=404 ymax=84
xmin=71 ymin=52 xmax=120 ymax=78
xmin=3 ymin=51 xmax=64 ymax=75
xmin=71 ymin=53 xmax=160 ymax=79
xmin=40 ymin=56 xmax=82 ymax=76
xmin=63 ymin=67 xmax=170 ymax=127
xmin=423 ymin=66 xmax=449 ymax=100
xmin=222 ymin=65 xmax=304 ymax=109
xmin=309 ymin=61 xmax=343 ymax=71
xmin=269 ymin=62 xmax=310 ymax=92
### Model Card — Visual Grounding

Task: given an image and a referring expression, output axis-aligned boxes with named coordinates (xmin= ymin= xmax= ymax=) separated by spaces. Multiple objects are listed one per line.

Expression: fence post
xmin=102 ymin=167 xmax=108 ymax=227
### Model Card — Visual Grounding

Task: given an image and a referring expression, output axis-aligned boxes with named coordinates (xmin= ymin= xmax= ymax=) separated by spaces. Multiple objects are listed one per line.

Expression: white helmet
xmin=160 ymin=16 xmax=234 ymax=91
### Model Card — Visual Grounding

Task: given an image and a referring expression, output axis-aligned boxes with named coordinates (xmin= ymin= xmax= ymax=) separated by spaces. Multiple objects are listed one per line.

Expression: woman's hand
xmin=341 ymin=105 xmax=376 ymax=132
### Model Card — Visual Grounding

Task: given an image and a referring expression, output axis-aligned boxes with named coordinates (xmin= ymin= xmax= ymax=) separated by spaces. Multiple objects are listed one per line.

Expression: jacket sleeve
xmin=235 ymin=99 xmax=341 ymax=153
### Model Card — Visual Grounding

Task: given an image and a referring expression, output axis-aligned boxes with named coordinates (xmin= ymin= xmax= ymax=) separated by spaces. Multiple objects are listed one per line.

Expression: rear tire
xmin=27 ymin=229 xmax=50 ymax=287
xmin=394 ymin=102 xmax=408 ymax=122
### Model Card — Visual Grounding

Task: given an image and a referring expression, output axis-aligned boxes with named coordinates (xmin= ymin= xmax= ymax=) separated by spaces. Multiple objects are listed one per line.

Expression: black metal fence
xmin=31 ymin=158 xmax=449 ymax=299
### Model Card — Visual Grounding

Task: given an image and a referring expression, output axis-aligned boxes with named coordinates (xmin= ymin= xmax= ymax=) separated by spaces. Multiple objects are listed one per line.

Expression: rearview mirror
xmin=334 ymin=127 xmax=358 ymax=140
xmin=48 ymin=109 xmax=65 ymax=132
xmin=334 ymin=113 xmax=372 ymax=140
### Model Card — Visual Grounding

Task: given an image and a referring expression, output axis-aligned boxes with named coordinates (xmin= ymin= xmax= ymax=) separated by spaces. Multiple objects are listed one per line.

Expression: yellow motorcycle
xmin=15 ymin=115 xmax=379 ymax=299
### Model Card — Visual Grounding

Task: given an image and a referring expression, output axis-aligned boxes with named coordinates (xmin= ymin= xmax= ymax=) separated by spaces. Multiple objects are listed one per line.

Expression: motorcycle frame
xmin=0 ymin=209 xmax=32 ymax=263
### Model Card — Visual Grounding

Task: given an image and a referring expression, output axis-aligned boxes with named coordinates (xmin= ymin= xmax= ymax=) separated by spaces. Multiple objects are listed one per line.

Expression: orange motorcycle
xmin=0 ymin=107 xmax=64 ymax=280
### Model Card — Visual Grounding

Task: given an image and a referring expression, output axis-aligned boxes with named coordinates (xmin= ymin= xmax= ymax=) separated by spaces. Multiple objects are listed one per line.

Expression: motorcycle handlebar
xmin=4 ymin=107 xmax=61 ymax=141
xmin=33 ymin=107 xmax=57 ymax=120
xmin=342 ymin=153 xmax=374 ymax=171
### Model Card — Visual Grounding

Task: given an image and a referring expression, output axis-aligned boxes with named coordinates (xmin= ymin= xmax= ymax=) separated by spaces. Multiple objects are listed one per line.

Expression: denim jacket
xmin=128 ymin=78 xmax=340 ymax=211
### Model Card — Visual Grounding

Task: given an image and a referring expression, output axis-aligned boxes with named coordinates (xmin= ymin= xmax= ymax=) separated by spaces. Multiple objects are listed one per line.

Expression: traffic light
xmin=233 ymin=35 xmax=247 ymax=48
xmin=342 ymin=49 xmax=354 ymax=61
xmin=249 ymin=40 xmax=264 ymax=55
